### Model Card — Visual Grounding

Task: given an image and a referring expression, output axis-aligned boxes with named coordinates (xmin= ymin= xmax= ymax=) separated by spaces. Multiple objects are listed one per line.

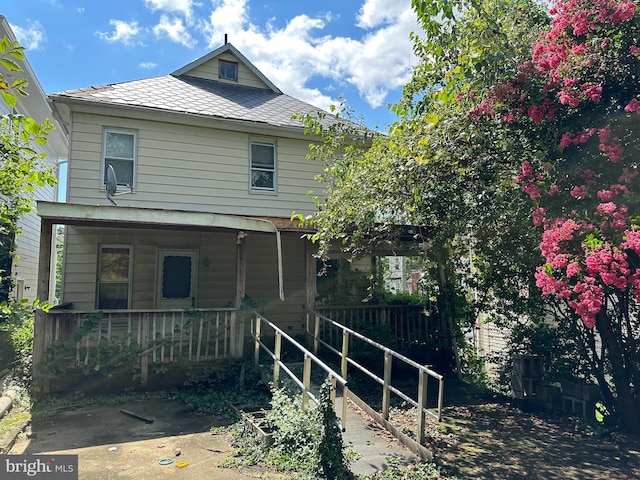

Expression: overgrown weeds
xmin=178 ymin=362 xmax=270 ymax=416
xmin=225 ymin=378 xmax=353 ymax=479
xmin=1 ymin=298 xmax=38 ymax=391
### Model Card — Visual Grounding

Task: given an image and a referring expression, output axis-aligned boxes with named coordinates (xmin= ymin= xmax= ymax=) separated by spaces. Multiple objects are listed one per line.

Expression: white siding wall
xmin=66 ymin=112 xmax=323 ymax=218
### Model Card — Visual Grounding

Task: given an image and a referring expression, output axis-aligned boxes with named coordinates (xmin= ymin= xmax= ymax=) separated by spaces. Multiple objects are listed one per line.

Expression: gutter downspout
xmin=251 ymin=218 xmax=284 ymax=301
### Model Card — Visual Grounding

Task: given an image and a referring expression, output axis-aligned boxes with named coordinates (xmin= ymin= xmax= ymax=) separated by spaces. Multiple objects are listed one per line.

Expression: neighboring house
xmin=33 ymin=42 xmax=353 ymax=390
xmin=385 ymin=256 xmax=407 ymax=294
xmin=0 ymin=16 xmax=67 ymax=303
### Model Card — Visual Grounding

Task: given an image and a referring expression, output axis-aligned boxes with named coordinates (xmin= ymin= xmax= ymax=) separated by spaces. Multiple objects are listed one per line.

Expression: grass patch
xmin=0 ymin=403 xmax=30 ymax=438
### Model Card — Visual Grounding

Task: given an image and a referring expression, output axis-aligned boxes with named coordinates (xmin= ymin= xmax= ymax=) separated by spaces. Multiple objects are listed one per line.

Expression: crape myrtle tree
xmin=470 ymin=0 xmax=640 ymax=432
xmin=0 ymin=36 xmax=55 ymax=307
xmin=297 ymin=0 xmax=549 ymax=374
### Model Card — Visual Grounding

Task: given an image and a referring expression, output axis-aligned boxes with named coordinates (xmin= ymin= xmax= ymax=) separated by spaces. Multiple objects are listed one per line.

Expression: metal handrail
xmin=308 ymin=311 xmax=445 ymax=447
xmin=251 ymin=312 xmax=349 ymax=429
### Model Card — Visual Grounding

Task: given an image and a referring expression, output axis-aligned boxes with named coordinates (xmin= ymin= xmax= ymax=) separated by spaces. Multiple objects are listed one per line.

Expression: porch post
xmin=304 ymin=238 xmax=316 ymax=348
xmin=232 ymin=231 xmax=247 ymax=357
xmin=33 ymin=219 xmax=53 ymax=393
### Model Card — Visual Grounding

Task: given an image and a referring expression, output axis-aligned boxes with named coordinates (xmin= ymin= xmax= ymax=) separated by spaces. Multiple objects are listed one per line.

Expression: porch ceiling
xmin=36 ymin=201 xmax=305 ymax=234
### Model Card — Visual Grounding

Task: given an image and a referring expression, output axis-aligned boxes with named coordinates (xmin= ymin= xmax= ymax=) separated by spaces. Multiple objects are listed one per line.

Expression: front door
xmin=157 ymin=249 xmax=197 ymax=309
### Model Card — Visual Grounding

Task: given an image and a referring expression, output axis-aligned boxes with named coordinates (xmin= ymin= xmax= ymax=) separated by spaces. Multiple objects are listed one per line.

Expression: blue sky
xmin=3 ymin=0 xmax=422 ymax=131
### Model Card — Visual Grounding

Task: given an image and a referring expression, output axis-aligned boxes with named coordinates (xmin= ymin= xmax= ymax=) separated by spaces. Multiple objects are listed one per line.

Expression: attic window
xmin=219 ymin=60 xmax=238 ymax=81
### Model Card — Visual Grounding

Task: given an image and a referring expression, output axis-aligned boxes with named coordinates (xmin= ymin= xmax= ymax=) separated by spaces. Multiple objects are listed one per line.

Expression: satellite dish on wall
xmin=105 ymin=164 xmax=133 ymax=205
xmin=106 ymin=164 xmax=118 ymax=205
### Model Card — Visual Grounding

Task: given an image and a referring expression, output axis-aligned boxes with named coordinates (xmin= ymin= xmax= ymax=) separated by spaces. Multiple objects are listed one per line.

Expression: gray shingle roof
xmin=51 ymin=74 xmax=333 ymax=129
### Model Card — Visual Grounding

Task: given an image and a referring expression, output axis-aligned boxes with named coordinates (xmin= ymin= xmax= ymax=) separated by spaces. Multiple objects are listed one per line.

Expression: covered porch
xmin=33 ymin=201 xmax=317 ymax=392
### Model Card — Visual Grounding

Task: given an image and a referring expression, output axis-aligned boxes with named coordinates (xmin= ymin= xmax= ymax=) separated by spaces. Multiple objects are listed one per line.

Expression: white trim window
xmin=102 ymin=129 xmax=137 ymax=190
xmin=250 ymin=140 xmax=276 ymax=192
xmin=97 ymin=245 xmax=132 ymax=309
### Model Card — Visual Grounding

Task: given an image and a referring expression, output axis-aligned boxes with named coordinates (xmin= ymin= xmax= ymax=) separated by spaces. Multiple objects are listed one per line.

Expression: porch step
xmin=225 ymin=401 xmax=274 ymax=446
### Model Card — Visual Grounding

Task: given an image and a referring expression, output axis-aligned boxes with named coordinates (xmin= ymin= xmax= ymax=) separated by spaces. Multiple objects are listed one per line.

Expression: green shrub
xmin=228 ymin=377 xmax=352 ymax=479
xmin=0 ymin=299 xmax=37 ymax=390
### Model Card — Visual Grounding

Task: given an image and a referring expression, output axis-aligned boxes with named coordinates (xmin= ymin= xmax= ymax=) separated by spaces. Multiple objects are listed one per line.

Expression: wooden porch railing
xmin=41 ymin=308 xmax=239 ymax=386
xmin=315 ymin=304 xmax=433 ymax=351
xmin=308 ymin=311 xmax=444 ymax=453
xmin=251 ymin=312 xmax=349 ymax=429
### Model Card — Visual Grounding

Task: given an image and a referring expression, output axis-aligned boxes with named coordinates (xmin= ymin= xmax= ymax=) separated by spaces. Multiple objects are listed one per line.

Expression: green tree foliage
xmin=296 ymin=0 xmax=550 ymax=374
xmin=468 ymin=0 xmax=640 ymax=432
xmin=0 ymin=35 xmax=56 ymax=306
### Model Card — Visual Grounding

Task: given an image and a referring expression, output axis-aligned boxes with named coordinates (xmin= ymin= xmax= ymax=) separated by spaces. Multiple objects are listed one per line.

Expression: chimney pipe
xmin=224 ymin=33 xmax=228 ymax=44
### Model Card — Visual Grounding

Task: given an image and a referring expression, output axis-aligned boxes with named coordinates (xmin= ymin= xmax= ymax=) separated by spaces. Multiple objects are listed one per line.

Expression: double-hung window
xmin=103 ymin=129 xmax=136 ymax=190
xmin=250 ymin=140 xmax=276 ymax=192
xmin=97 ymin=245 xmax=132 ymax=309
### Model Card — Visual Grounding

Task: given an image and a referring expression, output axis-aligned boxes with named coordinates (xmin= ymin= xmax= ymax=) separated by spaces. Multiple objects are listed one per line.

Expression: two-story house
xmin=33 ymin=42 xmax=355 ymax=390
xmin=0 ymin=16 xmax=67 ymax=303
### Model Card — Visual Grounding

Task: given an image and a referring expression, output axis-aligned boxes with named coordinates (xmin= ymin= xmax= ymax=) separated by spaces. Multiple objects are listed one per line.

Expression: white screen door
xmin=157 ymin=249 xmax=197 ymax=309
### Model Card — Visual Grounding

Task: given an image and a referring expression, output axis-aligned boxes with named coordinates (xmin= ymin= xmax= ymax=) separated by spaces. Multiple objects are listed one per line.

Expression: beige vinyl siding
xmin=66 ymin=112 xmax=323 ymax=218
xmin=63 ymin=227 xmax=249 ymax=311
xmin=186 ymin=52 xmax=270 ymax=90
xmin=131 ymin=244 xmax=156 ymax=306
xmin=245 ymin=233 xmax=308 ymax=333
xmin=198 ymin=234 xmax=237 ymax=308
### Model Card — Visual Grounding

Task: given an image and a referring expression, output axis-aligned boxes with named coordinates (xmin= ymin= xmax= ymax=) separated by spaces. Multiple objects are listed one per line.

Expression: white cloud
xmin=153 ymin=15 xmax=196 ymax=47
xmin=202 ymin=0 xmax=249 ymax=41
xmin=10 ymin=21 xmax=46 ymax=50
xmin=144 ymin=0 xmax=195 ymax=20
xmin=96 ymin=20 xmax=142 ymax=46
xmin=200 ymin=0 xmax=418 ymax=111
xmin=139 ymin=61 xmax=158 ymax=69
xmin=356 ymin=0 xmax=410 ymax=28
xmin=78 ymin=8 xmax=85 ymax=14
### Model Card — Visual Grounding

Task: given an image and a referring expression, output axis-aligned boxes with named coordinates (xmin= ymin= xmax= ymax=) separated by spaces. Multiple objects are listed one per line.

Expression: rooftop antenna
xmin=224 ymin=33 xmax=228 ymax=44
xmin=105 ymin=164 xmax=132 ymax=205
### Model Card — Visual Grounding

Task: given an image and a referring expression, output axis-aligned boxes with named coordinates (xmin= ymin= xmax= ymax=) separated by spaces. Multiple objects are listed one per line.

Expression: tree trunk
xmin=433 ymin=242 xmax=462 ymax=377
xmin=595 ymin=311 xmax=640 ymax=434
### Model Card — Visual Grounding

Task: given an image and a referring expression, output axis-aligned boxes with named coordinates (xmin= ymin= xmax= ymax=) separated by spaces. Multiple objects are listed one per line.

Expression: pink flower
xmin=523 ymin=181 xmax=541 ymax=200
xmin=631 ymin=45 xmax=640 ymax=56
xmin=568 ymin=284 xmax=603 ymax=328
xmin=566 ymin=262 xmax=581 ymax=278
xmin=535 ymin=266 xmax=568 ymax=295
xmin=598 ymin=125 xmax=623 ymax=162
xmin=532 ymin=207 xmax=546 ymax=226
xmin=583 ymin=84 xmax=602 ymax=102
xmin=623 ymin=229 xmax=640 ymax=253
xmin=520 ymin=161 xmax=533 ymax=179
xmin=560 ymin=132 xmax=575 ymax=148
xmin=596 ymin=202 xmax=617 ymax=215
xmin=573 ymin=43 xmax=588 ymax=55
xmin=624 ymin=98 xmax=640 ymax=113
xmin=551 ymin=254 xmax=569 ymax=268
xmin=597 ymin=190 xmax=616 ymax=201
xmin=570 ymin=185 xmax=589 ymax=198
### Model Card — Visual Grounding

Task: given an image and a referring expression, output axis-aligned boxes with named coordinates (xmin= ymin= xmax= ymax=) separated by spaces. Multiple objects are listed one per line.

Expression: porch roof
xmin=36 ymin=201 xmax=305 ymax=301
xmin=36 ymin=201 xmax=310 ymax=234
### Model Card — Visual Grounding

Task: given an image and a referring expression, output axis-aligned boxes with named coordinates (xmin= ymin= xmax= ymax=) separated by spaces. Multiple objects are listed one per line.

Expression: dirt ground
xmin=10 ymin=398 xmax=282 ymax=479
xmin=7 ymin=386 xmax=640 ymax=479
xmin=410 ymin=383 xmax=640 ymax=480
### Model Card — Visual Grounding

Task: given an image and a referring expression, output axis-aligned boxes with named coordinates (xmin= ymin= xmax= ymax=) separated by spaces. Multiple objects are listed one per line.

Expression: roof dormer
xmin=171 ymin=42 xmax=281 ymax=93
